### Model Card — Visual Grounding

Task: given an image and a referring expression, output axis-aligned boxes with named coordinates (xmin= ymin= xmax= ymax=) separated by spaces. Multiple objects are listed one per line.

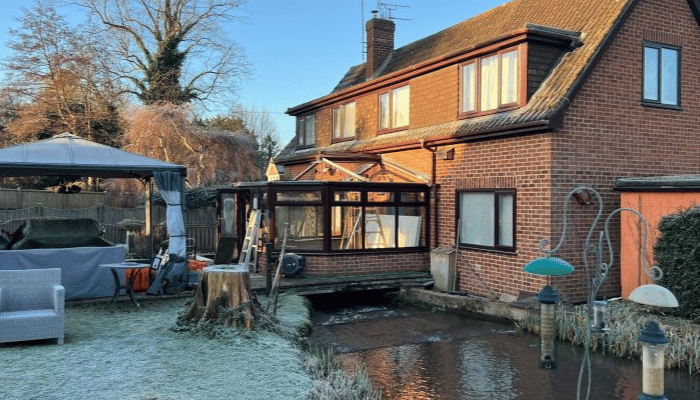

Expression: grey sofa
xmin=0 ymin=268 xmax=65 ymax=344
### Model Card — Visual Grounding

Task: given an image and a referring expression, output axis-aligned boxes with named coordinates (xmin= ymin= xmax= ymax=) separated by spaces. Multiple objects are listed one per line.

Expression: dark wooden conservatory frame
xmin=218 ymin=181 xmax=430 ymax=255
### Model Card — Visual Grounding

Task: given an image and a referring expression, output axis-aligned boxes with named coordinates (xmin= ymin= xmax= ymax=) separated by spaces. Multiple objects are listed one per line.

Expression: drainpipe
xmin=420 ymin=140 xmax=438 ymax=248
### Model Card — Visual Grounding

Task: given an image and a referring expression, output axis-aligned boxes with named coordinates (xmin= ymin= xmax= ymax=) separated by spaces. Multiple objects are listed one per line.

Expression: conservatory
xmin=218 ymin=180 xmax=431 ymax=276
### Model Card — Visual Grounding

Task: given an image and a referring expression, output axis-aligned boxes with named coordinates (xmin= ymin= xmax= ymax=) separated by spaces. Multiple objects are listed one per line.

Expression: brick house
xmin=268 ymin=0 xmax=700 ymax=303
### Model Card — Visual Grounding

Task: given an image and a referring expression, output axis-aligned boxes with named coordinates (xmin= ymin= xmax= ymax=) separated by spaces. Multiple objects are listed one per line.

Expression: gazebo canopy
xmin=0 ymin=133 xmax=186 ymax=179
xmin=0 ymin=133 xmax=189 ymax=293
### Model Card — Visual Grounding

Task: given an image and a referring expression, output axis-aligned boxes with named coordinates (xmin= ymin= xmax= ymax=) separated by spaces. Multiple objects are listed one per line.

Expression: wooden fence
xmin=0 ymin=204 xmax=218 ymax=254
xmin=0 ymin=188 xmax=106 ymax=209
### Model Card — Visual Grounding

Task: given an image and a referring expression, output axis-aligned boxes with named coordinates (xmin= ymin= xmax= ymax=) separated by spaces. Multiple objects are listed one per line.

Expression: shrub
xmin=653 ymin=206 xmax=700 ymax=321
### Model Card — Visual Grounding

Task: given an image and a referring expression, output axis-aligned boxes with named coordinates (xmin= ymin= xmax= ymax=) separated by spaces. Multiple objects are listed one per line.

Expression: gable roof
xmin=279 ymin=0 xmax=655 ymax=162
xmin=0 ymin=133 xmax=187 ymax=179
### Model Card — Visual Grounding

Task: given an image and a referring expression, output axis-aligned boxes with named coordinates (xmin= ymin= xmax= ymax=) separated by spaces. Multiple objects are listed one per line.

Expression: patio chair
xmin=0 ymin=268 xmax=65 ymax=344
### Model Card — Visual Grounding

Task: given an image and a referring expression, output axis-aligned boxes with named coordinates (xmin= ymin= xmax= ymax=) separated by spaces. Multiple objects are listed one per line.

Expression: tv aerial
xmin=376 ymin=1 xmax=411 ymax=21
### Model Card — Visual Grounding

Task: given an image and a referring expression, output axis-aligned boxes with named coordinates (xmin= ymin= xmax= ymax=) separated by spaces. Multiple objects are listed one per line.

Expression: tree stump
xmin=181 ymin=265 xmax=257 ymax=329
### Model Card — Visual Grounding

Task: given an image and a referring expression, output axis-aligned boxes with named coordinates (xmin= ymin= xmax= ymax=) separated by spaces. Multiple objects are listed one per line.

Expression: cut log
xmin=182 ymin=265 xmax=256 ymax=329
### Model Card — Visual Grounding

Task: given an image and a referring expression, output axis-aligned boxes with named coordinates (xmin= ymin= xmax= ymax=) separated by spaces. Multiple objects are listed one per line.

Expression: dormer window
xmin=460 ymin=46 xmax=521 ymax=116
xmin=296 ymin=114 xmax=315 ymax=147
xmin=333 ymin=101 xmax=356 ymax=140
xmin=379 ymin=85 xmax=410 ymax=132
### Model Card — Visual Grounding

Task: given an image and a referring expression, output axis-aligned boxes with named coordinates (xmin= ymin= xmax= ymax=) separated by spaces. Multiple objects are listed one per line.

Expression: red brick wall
xmin=382 ymin=149 xmax=433 ymax=177
xmin=281 ymin=0 xmax=700 ymax=303
xmin=258 ymin=251 xmax=429 ymax=276
xmin=426 ymin=0 xmax=700 ymax=303
xmin=433 ymin=134 xmax=553 ymax=300
xmin=366 ymin=18 xmax=395 ymax=79
xmin=549 ymin=0 xmax=700 ymax=301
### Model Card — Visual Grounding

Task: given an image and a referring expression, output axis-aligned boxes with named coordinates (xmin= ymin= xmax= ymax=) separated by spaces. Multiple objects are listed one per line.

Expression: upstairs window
xmin=379 ymin=85 xmax=410 ymax=131
xmin=296 ymin=114 xmax=315 ymax=147
xmin=461 ymin=47 xmax=520 ymax=115
xmin=333 ymin=101 xmax=356 ymax=140
xmin=643 ymin=42 xmax=680 ymax=107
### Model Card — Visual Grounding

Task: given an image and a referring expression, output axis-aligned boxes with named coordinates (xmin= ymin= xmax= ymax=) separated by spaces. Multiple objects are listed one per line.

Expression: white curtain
xmin=153 ymin=171 xmax=186 ymax=259
xmin=392 ymin=86 xmax=410 ymax=127
xmin=380 ymin=93 xmax=390 ymax=129
xmin=460 ymin=192 xmax=495 ymax=247
xmin=344 ymin=102 xmax=356 ymax=137
xmin=501 ymin=50 xmax=519 ymax=104
xmin=481 ymin=55 xmax=499 ymax=111
xmin=462 ymin=63 xmax=476 ymax=112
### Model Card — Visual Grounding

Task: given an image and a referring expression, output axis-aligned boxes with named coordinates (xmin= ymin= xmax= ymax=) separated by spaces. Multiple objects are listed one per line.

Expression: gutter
xmin=363 ymin=119 xmax=552 ymax=154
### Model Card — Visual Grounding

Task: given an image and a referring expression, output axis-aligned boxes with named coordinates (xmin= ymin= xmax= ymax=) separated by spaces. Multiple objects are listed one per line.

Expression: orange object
xmin=125 ymin=268 xmax=150 ymax=291
xmin=620 ymin=191 xmax=700 ymax=298
xmin=188 ymin=260 xmax=206 ymax=271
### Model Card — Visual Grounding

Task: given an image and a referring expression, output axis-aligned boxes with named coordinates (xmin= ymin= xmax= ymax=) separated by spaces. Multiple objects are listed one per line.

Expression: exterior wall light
xmin=523 ymin=186 xmax=678 ymax=400
xmin=537 ymin=285 xmax=560 ymax=370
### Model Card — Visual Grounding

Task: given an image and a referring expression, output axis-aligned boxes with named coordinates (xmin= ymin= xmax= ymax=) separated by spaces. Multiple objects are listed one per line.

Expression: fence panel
xmin=0 ymin=203 xmax=218 ymax=254
xmin=186 ymin=224 xmax=217 ymax=254
xmin=0 ymin=188 xmax=105 ymax=209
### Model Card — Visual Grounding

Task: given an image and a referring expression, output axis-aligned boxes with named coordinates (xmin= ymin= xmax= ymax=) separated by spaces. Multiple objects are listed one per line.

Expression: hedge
xmin=653 ymin=205 xmax=700 ymax=320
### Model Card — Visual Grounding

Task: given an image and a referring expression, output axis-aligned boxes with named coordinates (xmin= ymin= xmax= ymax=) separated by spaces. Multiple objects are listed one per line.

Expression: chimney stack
xmin=366 ymin=11 xmax=395 ymax=80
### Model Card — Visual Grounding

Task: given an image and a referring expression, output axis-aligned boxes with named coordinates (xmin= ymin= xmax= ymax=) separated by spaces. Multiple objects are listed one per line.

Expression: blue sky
xmin=0 ymin=0 xmax=507 ymax=146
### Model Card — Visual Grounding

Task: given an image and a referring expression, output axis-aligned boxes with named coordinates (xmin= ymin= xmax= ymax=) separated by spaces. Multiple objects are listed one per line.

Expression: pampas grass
xmin=517 ymin=300 xmax=700 ymax=375
xmin=303 ymin=347 xmax=382 ymax=400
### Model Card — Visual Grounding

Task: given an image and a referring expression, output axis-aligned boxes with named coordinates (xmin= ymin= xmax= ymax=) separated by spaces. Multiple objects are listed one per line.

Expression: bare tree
xmin=70 ymin=0 xmax=250 ymax=106
xmin=3 ymin=1 xmax=121 ymax=146
xmin=231 ymin=104 xmax=281 ymax=174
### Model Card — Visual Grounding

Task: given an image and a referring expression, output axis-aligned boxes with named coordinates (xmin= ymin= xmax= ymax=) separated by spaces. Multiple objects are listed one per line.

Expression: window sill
xmin=275 ymin=247 xmax=430 ymax=256
xmin=378 ymin=126 xmax=409 ymax=135
xmin=641 ymin=101 xmax=682 ymax=111
xmin=458 ymin=104 xmax=521 ymax=120
xmin=457 ymin=244 xmax=517 ymax=256
xmin=331 ymin=137 xmax=355 ymax=144
xmin=295 ymin=144 xmax=315 ymax=150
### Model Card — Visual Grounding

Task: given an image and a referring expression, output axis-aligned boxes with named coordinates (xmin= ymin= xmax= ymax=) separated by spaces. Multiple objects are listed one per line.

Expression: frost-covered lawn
xmin=0 ymin=295 xmax=312 ymax=400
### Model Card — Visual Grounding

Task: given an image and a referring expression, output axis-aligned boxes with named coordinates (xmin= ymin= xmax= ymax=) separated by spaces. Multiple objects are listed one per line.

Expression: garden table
xmin=100 ymin=262 xmax=151 ymax=307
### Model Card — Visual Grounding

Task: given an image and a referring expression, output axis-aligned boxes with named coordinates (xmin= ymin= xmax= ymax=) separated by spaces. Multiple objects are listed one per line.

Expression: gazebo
xmin=0 ymin=133 xmax=188 ymax=295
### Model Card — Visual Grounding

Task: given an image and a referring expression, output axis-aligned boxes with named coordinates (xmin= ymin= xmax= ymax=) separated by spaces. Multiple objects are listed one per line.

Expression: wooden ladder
xmin=238 ymin=209 xmax=261 ymax=272
xmin=344 ymin=207 xmax=388 ymax=249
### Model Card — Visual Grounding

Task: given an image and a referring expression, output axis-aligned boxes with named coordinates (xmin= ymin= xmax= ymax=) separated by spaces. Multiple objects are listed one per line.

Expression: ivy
xmin=151 ymin=184 xmax=233 ymax=209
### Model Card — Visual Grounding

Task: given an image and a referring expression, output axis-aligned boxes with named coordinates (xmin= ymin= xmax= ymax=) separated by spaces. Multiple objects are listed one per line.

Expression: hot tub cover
xmin=10 ymin=218 xmax=112 ymax=250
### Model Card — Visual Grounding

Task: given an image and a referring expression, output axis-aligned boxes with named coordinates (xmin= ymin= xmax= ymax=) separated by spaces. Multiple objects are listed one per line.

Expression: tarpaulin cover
xmin=0 ymin=245 xmax=126 ymax=299
xmin=10 ymin=218 xmax=113 ymax=250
